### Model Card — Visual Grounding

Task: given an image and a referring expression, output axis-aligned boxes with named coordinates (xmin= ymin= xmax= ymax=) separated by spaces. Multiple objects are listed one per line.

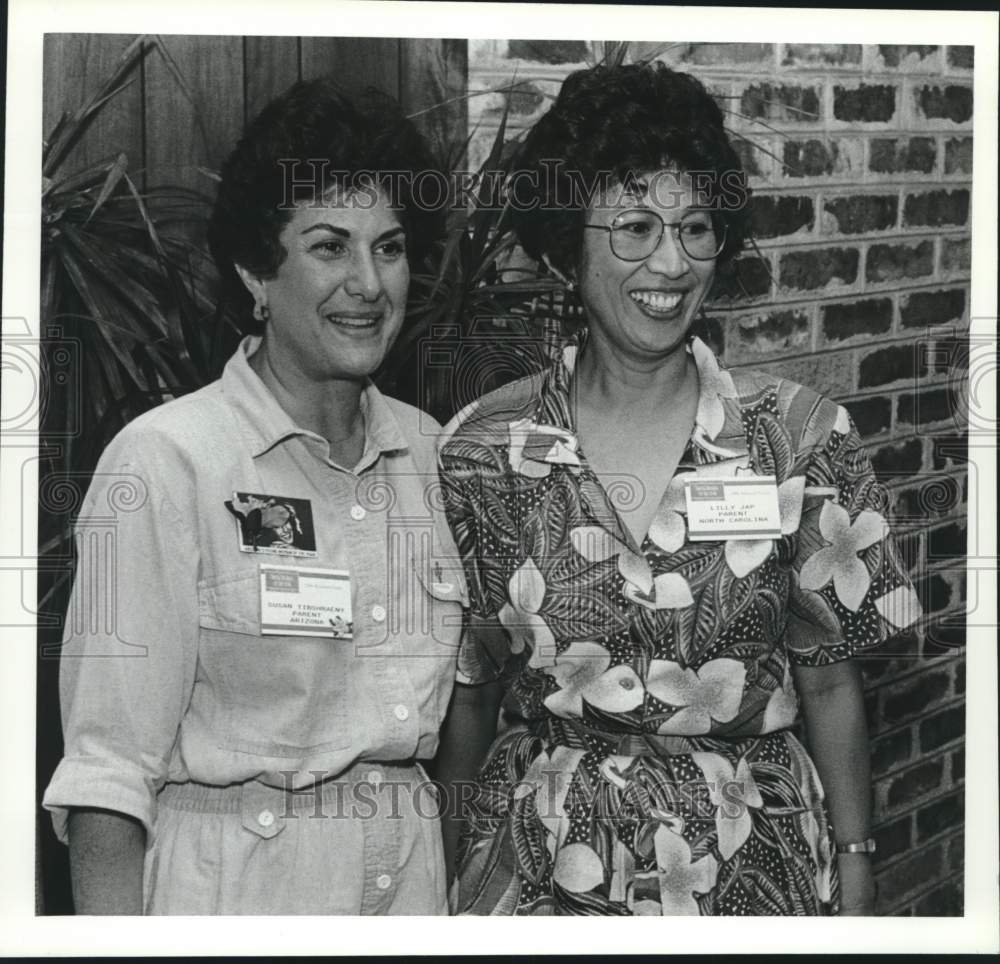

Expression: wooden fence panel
xmin=42 ymin=34 xmax=144 ymax=181
xmin=300 ymin=36 xmax=401 ymax=96
xmin=143 ymin=35 xmax=244 ymax=192
xmin=244 ymin=36 xmax=299 ymax=123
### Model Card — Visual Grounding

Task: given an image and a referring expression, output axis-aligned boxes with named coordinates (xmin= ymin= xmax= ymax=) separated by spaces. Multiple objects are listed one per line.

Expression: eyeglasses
xmin=584 ymin=209 xmax=727 ymax=262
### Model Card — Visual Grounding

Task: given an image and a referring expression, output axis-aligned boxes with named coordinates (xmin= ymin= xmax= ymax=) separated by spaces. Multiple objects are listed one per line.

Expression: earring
xmin=253 ymin=300 xmax=270 ymax=323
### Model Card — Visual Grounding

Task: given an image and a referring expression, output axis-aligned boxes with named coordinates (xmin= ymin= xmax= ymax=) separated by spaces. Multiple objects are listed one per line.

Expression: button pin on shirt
xmin=371 ymin=604 xmax=387 ymax=623
xmin=376 ymin=874 xmax=392 ymax=890
xmin=350 ymin=505 xmax=366 ymax=521
xmin=394 ymin=704 xmax=409 ymax=722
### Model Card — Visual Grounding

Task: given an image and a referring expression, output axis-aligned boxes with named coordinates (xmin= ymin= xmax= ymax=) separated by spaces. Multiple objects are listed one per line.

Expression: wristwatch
xmin=835 ymin=837 xmax=877 ymax=855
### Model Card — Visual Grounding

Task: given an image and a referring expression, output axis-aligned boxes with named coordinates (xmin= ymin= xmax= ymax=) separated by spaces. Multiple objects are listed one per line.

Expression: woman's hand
xmin=837 ymin=853 xmax=876 ymax=915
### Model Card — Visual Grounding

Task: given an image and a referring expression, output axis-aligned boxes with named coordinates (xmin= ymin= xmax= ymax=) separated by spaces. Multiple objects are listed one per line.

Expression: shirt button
xmin=350 ymin=505 xmax=366 ymax=521
xmin=394 ymin=704 xmax=409 ymax=722
xmin=371 ymin=604 xmax=387 ymax=623
xmin=620 ymin=678 xmax=635 ymax=690
xmin=366 ymin=769 xmax=383 ymax=787
xmin=376 ymin=874 xmax=392 ymax=890
xmin=257 ymin=809 xmax=275 ymax=828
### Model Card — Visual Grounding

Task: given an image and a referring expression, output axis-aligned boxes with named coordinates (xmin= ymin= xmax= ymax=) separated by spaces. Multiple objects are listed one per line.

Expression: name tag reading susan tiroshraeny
xmin=259 ymin=565 xmax=353 ymax=639
xmin=684 ymin=475 xmax=782 ymax=541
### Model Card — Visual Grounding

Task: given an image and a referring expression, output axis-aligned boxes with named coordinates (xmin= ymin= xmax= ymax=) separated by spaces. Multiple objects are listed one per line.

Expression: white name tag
xmin=684 ymin=475 xmax=782 ymax=541
xmin=259 ymin=564 xmax=353 ymax=638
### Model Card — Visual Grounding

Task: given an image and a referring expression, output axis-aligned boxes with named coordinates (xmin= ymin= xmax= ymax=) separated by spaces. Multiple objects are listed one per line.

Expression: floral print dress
xmin=438 ymin=332 xmax=920 ymax=916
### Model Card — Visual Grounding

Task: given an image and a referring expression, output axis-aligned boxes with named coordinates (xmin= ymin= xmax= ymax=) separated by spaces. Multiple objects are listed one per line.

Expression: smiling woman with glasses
xmin=435 ymin=60 xmax=919 ymax=918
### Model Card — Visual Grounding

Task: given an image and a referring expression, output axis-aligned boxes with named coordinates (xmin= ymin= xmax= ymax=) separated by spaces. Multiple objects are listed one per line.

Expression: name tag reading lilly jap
xmin=259 ymin=564 xmax=353 ymax=638
xmin=684 ymin=475 xmax=782 ymax=541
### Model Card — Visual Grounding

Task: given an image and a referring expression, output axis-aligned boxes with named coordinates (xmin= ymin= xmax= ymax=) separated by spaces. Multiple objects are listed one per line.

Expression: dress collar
xmin=220 ymin=335 xmax=407 ymax=463
xmin=539 ymin=328 xmax=745 ymax=456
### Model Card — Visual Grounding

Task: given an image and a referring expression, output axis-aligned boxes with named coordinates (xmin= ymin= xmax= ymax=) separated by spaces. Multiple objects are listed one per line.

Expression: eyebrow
xmin=300 ymin=224 xmax=406 ymax=242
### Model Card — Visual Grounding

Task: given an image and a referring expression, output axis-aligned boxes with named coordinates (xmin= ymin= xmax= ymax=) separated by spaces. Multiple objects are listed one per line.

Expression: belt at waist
xmin=541 ymin=718 xmax=692 ymax=756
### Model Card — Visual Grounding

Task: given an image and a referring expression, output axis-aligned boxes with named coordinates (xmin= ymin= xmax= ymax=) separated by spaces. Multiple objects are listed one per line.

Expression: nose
xmin=645 ymin=225 xmax=691 ymax=278
xmin=344 ymin=250 xmax=383 ymax=302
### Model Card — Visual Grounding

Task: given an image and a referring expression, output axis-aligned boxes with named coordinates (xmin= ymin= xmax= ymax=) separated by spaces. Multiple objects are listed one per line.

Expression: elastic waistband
xmin=158 ymin=760 xmax=423 ymax=815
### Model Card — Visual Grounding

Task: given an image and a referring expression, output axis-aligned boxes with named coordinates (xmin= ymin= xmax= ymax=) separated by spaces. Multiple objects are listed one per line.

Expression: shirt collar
xmin=221 ymin=336 xmax=407 ymax=461
xmin=537 ymin=328 xmax=745 ymax=455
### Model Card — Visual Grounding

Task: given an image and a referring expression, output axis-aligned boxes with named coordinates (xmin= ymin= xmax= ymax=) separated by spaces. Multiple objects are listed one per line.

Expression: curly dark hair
xmin=208 ymin=78 xmax=443 ymax=326
xmin=509 ymin=61 xmax=751 ymax=278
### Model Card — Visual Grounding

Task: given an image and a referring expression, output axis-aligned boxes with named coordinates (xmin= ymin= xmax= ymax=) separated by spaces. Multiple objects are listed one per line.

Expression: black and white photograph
xmin=1 ymin=0 xmax=997 ymax=955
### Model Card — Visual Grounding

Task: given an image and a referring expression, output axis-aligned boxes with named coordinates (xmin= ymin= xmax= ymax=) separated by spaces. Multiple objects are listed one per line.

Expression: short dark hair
xmin=509 ymin=61 xmax=751 ymax=278
xmin=208 ymin=78 xmax=442 ymax=324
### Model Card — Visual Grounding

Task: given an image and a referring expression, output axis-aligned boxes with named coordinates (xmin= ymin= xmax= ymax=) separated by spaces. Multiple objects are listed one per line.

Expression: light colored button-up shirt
xmin=43 ymin=337 xmax=466 ymax=844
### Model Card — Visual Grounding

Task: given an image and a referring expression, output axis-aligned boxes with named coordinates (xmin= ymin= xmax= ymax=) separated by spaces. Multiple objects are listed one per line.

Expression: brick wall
xmin=467 ymin=40 xmax=971 ymax=916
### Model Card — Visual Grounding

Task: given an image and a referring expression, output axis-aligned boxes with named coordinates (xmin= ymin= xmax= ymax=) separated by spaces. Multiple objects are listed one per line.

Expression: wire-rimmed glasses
xmin=584 ymin=209 xmax=727 ymax=262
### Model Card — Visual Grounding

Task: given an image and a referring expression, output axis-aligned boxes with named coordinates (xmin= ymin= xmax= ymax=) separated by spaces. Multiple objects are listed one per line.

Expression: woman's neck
xmin=573 ymin=333 xmax=697 ymax=419
xmin=250 ymin=344 xmax=366 ymax=449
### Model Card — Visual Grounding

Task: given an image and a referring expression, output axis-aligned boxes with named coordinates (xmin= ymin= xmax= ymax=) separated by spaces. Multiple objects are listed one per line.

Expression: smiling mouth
xmin=629 ymin=290 xmax=684 ymax=315
xmin=325 ymin=313 xmax=382 ymax=330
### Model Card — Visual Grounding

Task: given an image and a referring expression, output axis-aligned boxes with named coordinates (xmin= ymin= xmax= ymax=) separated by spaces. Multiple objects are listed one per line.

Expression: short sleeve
xmin=438 ymin=447 xmax=517 ymax=687
xmin=41 ymin=433 xmax=200 ymax=842
xmin=785 ymin=403 xmax=922 ymax=666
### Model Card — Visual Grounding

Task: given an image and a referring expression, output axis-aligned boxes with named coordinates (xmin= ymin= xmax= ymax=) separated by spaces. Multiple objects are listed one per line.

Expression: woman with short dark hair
xmin=44 ymin=78 xmax=465 ymax=915
xmin=436 ymin=61 xmax=919 ymax=916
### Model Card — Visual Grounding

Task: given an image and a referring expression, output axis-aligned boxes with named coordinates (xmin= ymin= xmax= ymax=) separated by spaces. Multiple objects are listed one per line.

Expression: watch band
xmin=835 ymin=837 xmax=876 ymax=854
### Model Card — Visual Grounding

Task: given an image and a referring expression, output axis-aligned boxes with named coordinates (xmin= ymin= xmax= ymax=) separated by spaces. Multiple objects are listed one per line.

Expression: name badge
xmin=684 ymin=475 xmax=781 ymax=541
xmin=259 ymin=564 xmax=353 ymax=638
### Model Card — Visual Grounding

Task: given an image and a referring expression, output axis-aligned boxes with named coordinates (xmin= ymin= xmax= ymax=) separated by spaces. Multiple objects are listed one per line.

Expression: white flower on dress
xmin=690 ymin=752 xmax=764 ymax=861
xmin=542 ymin=642 xmax=644 ymax=717
xmin=873 ymin=584 xmax=923 ymax=628
xmin=798 ymin=500 xmax=888 ymax=611
xmin=552 ymin=842 xmax=605 ymax=893
xmin=508 ymin=417 xmax=581 ymax=478
xmin=762 ymin=661 xmax=800 ymax=731
xmin=652 ymin=824 xmax=719 ymax=915
xmin=571 ymin=525 xmax=693 ymax=610
xmin=513 ymin=745 xmax=587 ymax=845
xmin=724 ymin=475 xmax=806 ymax=579
xmin=646 ymin=658 xmax=747 ymax=735
xmin=498 ymin=556 xmax=557 ymax=667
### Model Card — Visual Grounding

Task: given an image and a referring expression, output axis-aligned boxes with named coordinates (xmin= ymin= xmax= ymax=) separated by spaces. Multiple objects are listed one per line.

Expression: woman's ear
xmin=234 ymin=265 xmax=270 ymax=323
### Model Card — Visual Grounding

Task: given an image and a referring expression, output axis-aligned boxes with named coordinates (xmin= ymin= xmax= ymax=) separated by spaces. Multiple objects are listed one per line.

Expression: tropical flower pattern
xmin=439 ymin=331 xmax=919 ymax=916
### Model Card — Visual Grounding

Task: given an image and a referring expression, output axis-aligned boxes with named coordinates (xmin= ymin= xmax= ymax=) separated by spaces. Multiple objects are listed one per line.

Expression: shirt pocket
xmin=197 ymin=569 xmax=352 ymax=757
xmin=405 ymin=531 xmax=468 ymax=652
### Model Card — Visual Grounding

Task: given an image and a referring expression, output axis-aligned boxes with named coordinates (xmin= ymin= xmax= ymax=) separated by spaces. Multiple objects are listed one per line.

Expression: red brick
xmin=822 ymin=297 xmax=892 ymax=342
xmin=690 ymin=315 xmax=725 ymax=356
xmin=886 ymin=756 xmax=944 ymax=807
xmin=951 ymin=747 xmax=964 ymax=783
xmin=505 ymin=40 xmax=589 ymax=64
xmin=782 ymin=44 xmax=861 ymax=67
xmin=869 ymin=137 xmax=936 ymax=174
xmin=916 ymin=791 xmax=964 ymax=841
xmin=941 ymin=238 xmax=970 ymax=275
xmin=779 ymin=247 xmax=858 ymax=291
xmin=944 ymin=137 xmax=973 ymax=175
xmin=947 ymin=831 xmax=964 ymax=872
xmin=897 ymin=388 xmax=957 ymax=428
xmin=834 ymin=84 xmax=896 ymax=123
xmin=751 ymin=352 xmax=856 ymax=399
xmin=870 ymin=438 xmax=924 ymax=474
xmin=924 ymin=620 xmax=965 ymax=657
xmin=783 ymin=138 xmax=862 ymax=177
xmin=876 ymin=45 xmax=940 ymax=70
xmin=946 ymin=46 xmax=974 ymax=70
xmin=866 ymin=241 xmax=934 ymax=284
xmin=915 ymin=85 xmax=973 ymax=124
xmin=741 ymin=83 xmax=821 ymax=123
xmin=953 ymin=660 xmax=965 ymax=695
xmin=903 ymin=190 xmax=970 ymax=228
xmin=926 ymin=520 xmax=966 ymax=563
xmin=900 ymin=288 xmax=965 ymax=329
xmin=732 ymin=310 xmax=810 ymax=358
xmin=732 ymin=136 xmax=767 ymax=179
xmin=875 ymin=842 xmax=943 ymax=906
xmin=873 ymin=814 xmax=912 ymax=864
xmin=914 ymin=878 xmax=964 ymax=916
xmin=823 ymin=194 xmax=898 ymax=234
xmin=751 ymin=194 xmax=814 ymax=239
xmin=931 ymin=434 xmax=968 ymax=469
xmin=709 ymin=256 xmax=772 ymax=302
xmin=918 ymin=704 xmax=964 ymax=753
xmin=915 ymin=573 xmax=953 ymax=614
xmin=871 ymin=727 xmax=914 ymax=776
xmin=680 ymin=42 xmax=774 ymax=66
xmin=858 ymin=344 xmax=919 ymax=387
xmin=843 ymin=395 xmax=892 ymax=436
xmin=859 ymin=629 xmax=920 ymax=683
xmin=882 ymin=669 xmax=951 ymax=725
xmin=891 ymin=475 xmax=963 ymax=522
